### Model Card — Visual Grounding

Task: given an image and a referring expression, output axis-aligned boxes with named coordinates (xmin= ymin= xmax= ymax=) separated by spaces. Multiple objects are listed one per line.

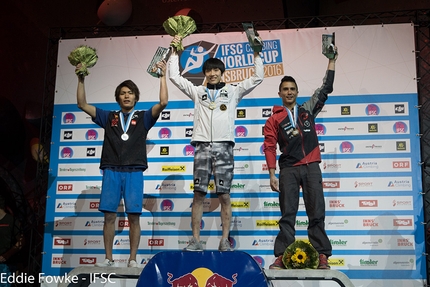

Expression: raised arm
xmin=151 ymin=60 xmax=168 ymax=118
xmin=76 ymin=64 xmax=96 ymax=118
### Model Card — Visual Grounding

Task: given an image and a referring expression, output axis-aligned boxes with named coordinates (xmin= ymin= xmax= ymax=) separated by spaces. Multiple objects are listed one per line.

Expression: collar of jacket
xmin=206 ymin=82 xmax=226 ymax=90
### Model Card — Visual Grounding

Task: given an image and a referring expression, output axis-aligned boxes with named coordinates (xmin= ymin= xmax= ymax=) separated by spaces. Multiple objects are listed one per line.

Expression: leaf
xmin=68 ymin=45 xmax=98 ymax=77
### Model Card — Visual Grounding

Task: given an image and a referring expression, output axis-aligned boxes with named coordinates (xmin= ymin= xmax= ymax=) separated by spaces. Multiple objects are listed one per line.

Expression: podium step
xmin=136 ymin=251 xmax=271 ymax=287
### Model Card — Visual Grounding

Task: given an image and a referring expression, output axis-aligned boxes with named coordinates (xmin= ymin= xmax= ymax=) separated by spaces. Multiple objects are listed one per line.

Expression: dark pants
xmin=274 ymin=162 xmax=332 ymax=257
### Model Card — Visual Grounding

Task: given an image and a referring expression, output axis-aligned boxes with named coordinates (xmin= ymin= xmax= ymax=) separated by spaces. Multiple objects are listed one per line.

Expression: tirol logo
xmin=80 ymin=257 xmax=96 ymax=264
xmin=323 ymin=181 xmax=340 ymax=188
xmin=85 ymin=129 xmax=98 ymax=140
xmin=160 ymin=199 xmax=174 ymax=211
xmin=54 ymin=238 xmax=71 ymax=245
xmin=183 ymin=145 xmax=195 ymax=156
xmin=235 ymin=126 xmax=248 ymax=137
xmin=365 ymin=104 xmax=380 ymax=115
xmin=339 ymin=141 xmax=354 ymax=153
xmin=60 ymin=147 xmax=74 ymax=158
xmin=315 ymin=124 xmax=326 ymax=135
xmin=393 ymin=122 xmax=408 ymax=133
xmin=167 ymin=268 xmax=238 ymax=287
xmin=393 ymin=219 xmax=413 ymax=226
xmin=359 ymin=200 xmax=378 ymax=207
xmin=63 ymin=113 xmax=76 ymax=124
xmin=158 ymin=128 xmax=172 ymax=139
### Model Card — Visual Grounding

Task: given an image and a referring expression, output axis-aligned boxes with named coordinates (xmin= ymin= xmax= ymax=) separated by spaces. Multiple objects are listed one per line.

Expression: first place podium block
xmin=136 ymin=250 xmax=271 ymax=287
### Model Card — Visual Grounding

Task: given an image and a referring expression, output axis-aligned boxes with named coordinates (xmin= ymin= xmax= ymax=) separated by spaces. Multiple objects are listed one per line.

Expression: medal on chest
xmin=119 ymin=110 xmax=136 ymax=141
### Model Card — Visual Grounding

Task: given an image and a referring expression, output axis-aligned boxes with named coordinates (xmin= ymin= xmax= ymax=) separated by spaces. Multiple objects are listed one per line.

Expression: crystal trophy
xmin=147 ymin=47 xmax=172 ymax=77
xmin=322 ymin=32 xmax=336 ymax=59
xmin=242 ymin=22 xmax=263 ymax=53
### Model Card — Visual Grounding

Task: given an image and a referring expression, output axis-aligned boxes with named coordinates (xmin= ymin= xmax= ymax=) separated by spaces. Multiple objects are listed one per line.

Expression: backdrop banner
xmin=43 ymin=23 xmax=424 ymax=287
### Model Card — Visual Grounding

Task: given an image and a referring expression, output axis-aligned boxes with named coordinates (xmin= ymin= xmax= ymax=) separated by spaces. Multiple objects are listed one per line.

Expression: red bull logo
xmin=167 ymin=268 xmax=237 ymax=287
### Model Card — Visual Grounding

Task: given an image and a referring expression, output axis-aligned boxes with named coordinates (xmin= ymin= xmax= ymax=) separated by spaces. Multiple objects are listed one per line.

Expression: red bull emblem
xmin=167 ymin=268 xmax=237 ymax=287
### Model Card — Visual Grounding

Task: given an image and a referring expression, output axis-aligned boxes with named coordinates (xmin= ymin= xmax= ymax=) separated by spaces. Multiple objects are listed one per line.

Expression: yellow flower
xmin=292 ymin=248 xmax=307 ymax=264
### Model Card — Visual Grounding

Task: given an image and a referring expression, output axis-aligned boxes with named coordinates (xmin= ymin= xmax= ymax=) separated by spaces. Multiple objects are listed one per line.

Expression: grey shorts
xmin=193 ymin=142 xmax=234 ymax=194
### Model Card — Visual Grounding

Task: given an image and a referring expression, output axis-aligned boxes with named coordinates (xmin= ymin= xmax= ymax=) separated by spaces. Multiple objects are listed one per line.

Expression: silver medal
xmin=121 ymin=133 xmax=129 ymax=141
xmin=209 ymin=102 xmax=216 ymax=110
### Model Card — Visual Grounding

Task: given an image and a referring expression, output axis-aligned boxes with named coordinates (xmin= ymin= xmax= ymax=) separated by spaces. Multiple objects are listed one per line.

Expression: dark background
xmin=0 ymin=0 xmax=429 ymax=278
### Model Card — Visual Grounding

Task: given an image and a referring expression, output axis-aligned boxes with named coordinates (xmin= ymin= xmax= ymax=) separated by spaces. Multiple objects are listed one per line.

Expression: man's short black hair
xmin=202 ymin=58 xmax=225 ymax=74
xmin=279 ymin=76 xmax=298 ymax=92
xmin=114 ymin=80 xmax=140 ymax=105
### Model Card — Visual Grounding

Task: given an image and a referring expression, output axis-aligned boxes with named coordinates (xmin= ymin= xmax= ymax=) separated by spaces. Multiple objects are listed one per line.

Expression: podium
xmin=136 ymin=251 xmax=271 ymax=287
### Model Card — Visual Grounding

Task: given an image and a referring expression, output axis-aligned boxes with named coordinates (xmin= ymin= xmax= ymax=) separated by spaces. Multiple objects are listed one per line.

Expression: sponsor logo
xmin=161 ymin=165 xmax=186 ymax=172
xmin=340 ymin=106 xmax=350 ymax=115
xmin=237 ymin=109 xmax=246 ymax=118
xmin=118 ymin=220 xmax=129 ymax=227
xmin=393 ymin=161 xmax=410 ymax=168
xmin=52 ymin=257 xmax=66 ymax=264
xmin=368 ymin=123 xmax=378 ymax=133
xmin=231 ymin=201 xmax=250 ymax=208
xmin=89 ymin=202 xmax=99 ymax=209
xmin=185 ymin=128 xmax=193 ymax=137
xmin=161 ymin=111 xmax=170 ymax=120
xmin=396 ymin=141 xmax=407 ymax=151
xmin=262 ymin=108 xmax=271 ymax=117
xmin=160 ymin=146 xmax=169 ymax=155
xmin=323 ymin=181 xmax=340 ymax=188
xmin=86 ymin=148 xmax=96 ymax=156
xmin=329 ymin=200 xmax=345 ymax=208
xmin=79 ymin=257 xmax=96 ymax=264
xmin=365 ymin=104 xmax=380 ymax=116
xmin=63 ymin=131 xmax=73 ymax=140
xmin=359 ymin=200 xmax=378 ymax=207
xmin=54 ymin=238 xmax=71 ymax=245
xmin=394 ymin=104 xmax=405 ymax=114
xmin=148 ymin=239 xmax=165 ymax=246
xmin=393 ymin=219 xmax=413 ymax=226
xmin=57 ymin=184 xmax=73 ymax=191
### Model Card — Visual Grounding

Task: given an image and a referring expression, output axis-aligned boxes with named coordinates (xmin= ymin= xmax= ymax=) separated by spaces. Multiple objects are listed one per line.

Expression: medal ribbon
xmin=206 ymin=88 xmax=220 ymax=103
xmin=286 ymin=105 xmax=297 ymax=128
xmin=119 ymin=110 xmax=136 ymax=136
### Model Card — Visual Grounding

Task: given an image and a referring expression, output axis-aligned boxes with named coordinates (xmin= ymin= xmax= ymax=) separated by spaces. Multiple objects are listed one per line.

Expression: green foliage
xmin=163 ymin=15 xmax=197 ymax=51
xmin=282 ymin=240 xmax=319 ymax=269
xmin=68 ymin=45 xmax=98 ymax=77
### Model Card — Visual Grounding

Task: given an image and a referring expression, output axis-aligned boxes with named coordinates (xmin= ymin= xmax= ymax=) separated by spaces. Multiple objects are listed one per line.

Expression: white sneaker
xmin=95 ymin=259 xmax=115 ymax=267
xmin=128 ymin=260 xmax=138 ymax=268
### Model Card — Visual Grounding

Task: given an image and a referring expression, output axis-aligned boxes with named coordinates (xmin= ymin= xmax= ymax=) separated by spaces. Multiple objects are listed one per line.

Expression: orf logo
xmin=60 ymin=147 xmax=74 ymax=158
xmin=339 ymin=141 xmax=354 ymax=153
xmin=315 ymin=124 xmax=326 ymax=135
xmin=63 ymin=113 xmax=76 ymax=124
xmin=158 ymin=128 xmax=172 ymax=139
xmin=118 ymin=220 xmax=129 ymax=227
xmin=86 ymin=129 xmax=98 ymax=140
xmin=183 ymin=145 xmax=195 ymax=156
xmin=235 ymin=126 xmax=248 ymax=137
xmin=365 ymin=104 xmax=380 ymax=115
xmin=160 ymin=199 xmax=174 ymax=211
xmin=393 ymin=122 xmax=408 ymax=133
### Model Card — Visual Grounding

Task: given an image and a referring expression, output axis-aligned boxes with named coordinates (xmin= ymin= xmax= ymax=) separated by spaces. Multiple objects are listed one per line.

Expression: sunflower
xmin=283 ymin=240 xmax=319 ymax=269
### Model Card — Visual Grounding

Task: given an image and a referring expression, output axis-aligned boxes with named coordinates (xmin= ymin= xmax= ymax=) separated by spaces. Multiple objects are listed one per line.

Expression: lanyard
xmin=286 ymin=105 xmax=297 ymax=128
xmin=120 ymin=110 xmax=136 ymax=135
xmin=206 ymin=88 xmax=220 ymax=102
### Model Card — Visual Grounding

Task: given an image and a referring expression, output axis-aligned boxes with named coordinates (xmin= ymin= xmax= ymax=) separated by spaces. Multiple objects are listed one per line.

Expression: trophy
xmin=322 ymin=32 xmax=337 ymax=59
xmin=242 ymin=22 xmax=263 ymax=53
xmin=147 ymin=47 xmax=172 ymax=78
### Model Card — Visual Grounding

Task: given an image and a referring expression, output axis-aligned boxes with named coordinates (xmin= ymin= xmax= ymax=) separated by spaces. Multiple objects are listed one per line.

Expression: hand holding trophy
xmin=242 ymin=22 xmax=263 ymax=53
xmin=147 ymin=15 xmax=197 ymax=77
xmin=322 ymin=32 xmax=337 ymax=59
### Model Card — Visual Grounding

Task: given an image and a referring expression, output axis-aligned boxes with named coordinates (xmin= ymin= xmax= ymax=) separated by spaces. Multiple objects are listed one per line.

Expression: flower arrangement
xmin=282 ymin=240 xmax=319 ymax=269
xmin=68 ymin=45 xmax=98 ymax=77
